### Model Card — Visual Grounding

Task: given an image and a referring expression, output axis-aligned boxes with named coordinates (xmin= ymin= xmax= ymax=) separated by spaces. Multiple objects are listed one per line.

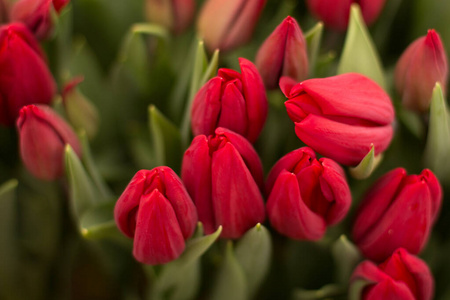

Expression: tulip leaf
xmin=234 ymin=223 xmax=272 ymax=298
xmin=305 ymin=22 xmax=324 ymax=77
xmin=338 ymin=4 xmax=385 ymax=89
xmin=148 ymin=105 xmax=182 ymax=170
xmin=349 ymin=144 xmax=383 ymax=179
xmin=424 ymin=83 xmax=450 ymax=182
xmin=349 ymin=279 xmax=372 ymax=300
xmin=210 ymin=242 xmax=248 ymax=300
xmin=292 ymin=284 xmax=346 ymax=300
xmin=50 ymin=3 xmax=73 ymax=84
xmin=397 ymin=108 xmax=425 ymax=140
xmin=331 ymin=235 xmax=362 ymax=285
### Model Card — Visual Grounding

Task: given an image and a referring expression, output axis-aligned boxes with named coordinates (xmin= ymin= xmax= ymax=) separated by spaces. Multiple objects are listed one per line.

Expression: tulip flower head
xmin=145 ymin=0 xmax=195 ymax=34
xmin=266 ymin=147 xmax=351 ymax=240
xmin=281 ymin=73 xmax=394 ymax=166
xmin=182 ymin=127 xmax=265 ymax=239
xmin=191 ymin=58 xmax=268 ymax=143
xmin=353 ymin=168 xmax=442 ymax=262
xmin=0 ymin=23 xmax=56 ymax=126
xmin=395 ymin=29 xmax=448 ymax=112
xmin=255 ymin=16 xmax=309 ymax=89
xmin=351 ymin=248 xmax=434 ymax=300
xmin=114 ymin=167 xmax=198 ymax=265
xmin=17 ymin=105 xmax=82 ymax=181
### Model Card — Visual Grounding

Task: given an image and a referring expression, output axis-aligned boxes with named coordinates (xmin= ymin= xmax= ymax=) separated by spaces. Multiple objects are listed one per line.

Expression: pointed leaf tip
xmin=349 ymin=144 xmax=383 ymax=179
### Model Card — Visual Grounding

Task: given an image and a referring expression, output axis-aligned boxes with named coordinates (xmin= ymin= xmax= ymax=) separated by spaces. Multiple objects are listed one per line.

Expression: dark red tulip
xmin=145 ymin=0 xmax=195 ymax=34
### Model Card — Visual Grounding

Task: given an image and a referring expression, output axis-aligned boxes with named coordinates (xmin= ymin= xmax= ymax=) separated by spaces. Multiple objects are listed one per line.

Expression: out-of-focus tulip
xmin=281 ymin=73 xmax=394 ymax=166
xmin=11 ymin=0 xmax=70 ymax=40
xmin=351 ymin=248 xmax=434 ymax=300
xmin=255 ymin=16 xmax=308 ymax=89
xmin=0 ymin=23 xmax=56 ymax=126
xmin=306 ymin=0 xmax=386 ymax=31
xmin=191 ymin=58 xmax=267 ymax=143
xmin=353 ymin=168 xmax=442 ymax=262
xmin=182 ymin=127 xmax=265 ymax=239
xmin=17 ymin=105 xmax=82 ymax=181
xmin=197 ymin=0 xmax=266 ymax=52
xmin=266 ymin=147 xmax=351 ymax=240
xmin=114 ymin=167 xmax=198 ymax=265
xmin=395 ymin=30 xmax=448 ymax=112
xmin=145 ymin=0 xmax=195 ymax=34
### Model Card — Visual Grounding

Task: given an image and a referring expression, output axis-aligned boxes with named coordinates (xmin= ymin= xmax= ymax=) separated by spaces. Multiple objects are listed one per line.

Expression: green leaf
xmin=292 ymin=284 xmax=346 ymax=300
xmin=397 ymin=107 xmax=425 ymax=140
xmin=424 ymin=83 xmax=450 ymax=182
xmin=234 ymin=224 xmax=272 ymax=298
xmin=349 ymin=144 xmax=383 ymax=179
xmin=349 ymin=279 xmax=372 ymax=300
xmin=338 ymin=4 xmax=385 ymax=89
xmin=210 ymin=242 xmax=247 ymax=300
xmin=304 ymin=22 xmax=324 ymax=77
xmin=331 ymin=235 xmax=362 ymax=285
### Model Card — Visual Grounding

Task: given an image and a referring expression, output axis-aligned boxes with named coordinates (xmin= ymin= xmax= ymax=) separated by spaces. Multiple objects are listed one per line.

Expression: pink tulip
xmin=145 ymin=0 xmax=195 ymax=34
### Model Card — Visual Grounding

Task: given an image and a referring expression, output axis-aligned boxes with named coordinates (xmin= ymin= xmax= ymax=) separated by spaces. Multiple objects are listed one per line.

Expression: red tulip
xmin=191 ymin=58 xmax=267 ymax=143
xmin=266 ymin=147 xmax=351 ymax=240
xmin=306 ymin=0 xmax=386 ymax=31
xmin=145 ymin=0 xmax=195 ymax=34
xmin=395 ymin=29 xmax=448 ymax=112
xmin=353 ymin=168 xmax=442 ymax=262
xmin=17 ymin=105 xmax=82 ymax=181
xmin=281 ymin=73 xmax=394 ymax=166
xmin=197 ymin=0 xmax=266 ymax=52
xmin=0 ymin=23 xmax=56 ymax=126
xmin=351 ymin=248 xmax=434 ymax=300
xmin=256 ymin=16 xmax=308 ymax=89
xmin=114 ymin=167 xmax=198 ymax=265
xmin=182 ymin=127 xmax=265 ymax=239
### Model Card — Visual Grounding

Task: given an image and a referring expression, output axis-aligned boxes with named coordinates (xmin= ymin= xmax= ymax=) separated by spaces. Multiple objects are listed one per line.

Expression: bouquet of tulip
xmin=1 ymin=0 xmax=449 ymax=299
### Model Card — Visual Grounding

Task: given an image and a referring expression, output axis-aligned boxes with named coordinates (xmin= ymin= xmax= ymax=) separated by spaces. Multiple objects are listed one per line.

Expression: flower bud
xmin=266 ymin=147 xmax=351 ymax=240
xmin=281 ymin=73 xmax=394 ymax=166
xmin=395 ymin=30 xmax=448 ymax=112
xmin=0 ymin=23 xmax=56 ymax=126
xmin=182 ymin=127 xmax=265 ymax=239
xmin=306 ymin=0 xmax=386 ymax=31
xmin=191 ymin=58 xmax=267 ymax=143
xmin=11 ymin=0 xmax=70 ymax=40
xmin=197 ymin=0 xmax=266 ymax=52
xmin=114 ymin=167 xmax=198 ymax=265
xmin=17 ymin=105 xmax=82 ymax=181
xmin=351 ymin=248 xmax=434 ymax=300
xmin=352 ymin=168 xmax=442 ymax=262
xmin=145 ymin=0 xmax=195 ymax=34
xmin=255 ymin=16 xmax=308 ymax=89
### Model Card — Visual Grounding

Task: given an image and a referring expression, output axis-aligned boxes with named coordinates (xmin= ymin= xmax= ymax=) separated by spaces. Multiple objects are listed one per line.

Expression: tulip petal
xmin=365 ymin=279 xmax=415 ymax=300
xmin=420 ymin=169 xmax=442 ymax=222
xmin=282 ymin=17 xmax=308 ymax=84
xmin=279 ymin=76 xmax=298 ymax=97
xmin=217 ymin=81 xmax=248 ymax=136
xmin=191 ymin=77 xmax=222 ymax=137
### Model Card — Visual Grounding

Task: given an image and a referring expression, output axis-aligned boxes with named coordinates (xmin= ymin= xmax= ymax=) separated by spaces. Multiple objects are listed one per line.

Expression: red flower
xmin=145 ymin=0 xmax=195 ymax=34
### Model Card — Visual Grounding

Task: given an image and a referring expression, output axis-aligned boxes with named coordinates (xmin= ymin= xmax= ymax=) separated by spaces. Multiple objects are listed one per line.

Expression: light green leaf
xmin=338 ymin=4 xmax=385 ymax=89
xmin=305 ymin=22 xmax=324 ymax=77
xmin=331 ymin=235 xmax=362 ymax=285
xmin=349 ymin=144 xmax=383 ymax=179
xmin=292 ymin=284 xmax=346 ymax=300
xmin=397 ymin=108 xmax=425 ymax=139
xmin=50 ymin=3 xmax=73 ymax=84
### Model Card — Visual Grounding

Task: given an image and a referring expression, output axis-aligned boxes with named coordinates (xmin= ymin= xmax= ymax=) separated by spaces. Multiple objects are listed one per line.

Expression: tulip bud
xmin=17 ymin=105 xmax=82 ymax=181
xmin=352 ymin=168 xmax=442 ymax=262
xmin=114 ymin=167 xmax=198 ymax=265
xmin=395 ymin=30 xmax=448 ymax=112
xmin=266 ymin=147 xmax=351 ymax=240
xmin=182 ymin=127 xmax=265 ymax=239
xmin=0 ymin=23 xmax=56 ymax=126
xmin=281 ymin=73 xmax=394 ymax=166
xmin=351 ymin=248 xmax=434 ymax=300
xmin=306 ymin=0 xmax=386 ymax=31
xmin=145 ymin=0 xmax=195 ymax=34
xmin=191 ymin=58 xmax=267 ymax=143
xmin=255 ymin=16 xmax=308 ymax=89
xmin=197 ymin=0 xmax=266 ymax=52
xmin=11 ymin=0 xmax=70 ymax=40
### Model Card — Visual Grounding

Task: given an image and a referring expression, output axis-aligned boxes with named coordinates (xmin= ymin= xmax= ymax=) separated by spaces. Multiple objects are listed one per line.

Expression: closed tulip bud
xmin=395 ymin=30 xmax=448 ymax=112
xmin=197 ymin=0 xmax=266 ymax=52
xmin=114 ymin=167 xmax=198 ymax=265
xmin=17 ymin=105 xmax=82 ymax=181
xmin=182 ymin=127 xmax=265 ymax=239
xmin=255 ymin=16 xmax=308 ymax=89
xmin=351 ymin=248 xmax=434 ymax=300
xmin=306 ymin=0 xmax=386 ymax=31
xmin=145 ymin=0 xmax=195 ymax=34
xmin=0 ymin=23 xmax=56 ymax=126
xmin=11 ymin=0 xmax=70 ymax=40
xmin=353 ymin=168 xmax=442 ymax=262
xmin=281 ymin=73 xmax=394 ymax=166
xmin=266 ymin=147 xmax=351 ymax=240
xmin=191 ymin=58 xmax=267 ymax=143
